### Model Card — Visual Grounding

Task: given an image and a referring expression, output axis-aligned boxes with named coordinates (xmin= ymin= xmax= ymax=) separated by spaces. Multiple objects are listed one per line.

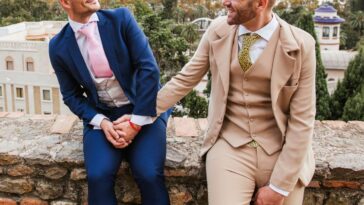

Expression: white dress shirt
xmin=68 ymin=14 xmax=153 ymax=128
xmin=238 ymin=15 xmax=289 ymax=197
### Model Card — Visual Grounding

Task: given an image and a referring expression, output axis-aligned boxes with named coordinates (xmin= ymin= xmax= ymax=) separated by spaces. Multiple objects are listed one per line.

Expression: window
xmin=333 ymin=27 xmax=338 ymax=38
xmin=5 ymin=56 xmax=14 ymax=70
xmin=26 ymin=57 xmax=34 ymax=71
xmin=0 ymin=107 xmax=3 ymax=112
xmin=322 ymin=27 xmax=330 ymax=38
xmin=328 ymin=78 xmax=335 ymax=81
xmin=17 ymin=108 xmax=24 ymax=112
xmin=16 ymin=87 xmax=24 ymax=99
xmin=42 ymin=89 xmax=51 ymax=101
xmin=0 ymin=85 xmax=3 ymax=97
xmin=43 ymin=111 xmax=52 ymax=115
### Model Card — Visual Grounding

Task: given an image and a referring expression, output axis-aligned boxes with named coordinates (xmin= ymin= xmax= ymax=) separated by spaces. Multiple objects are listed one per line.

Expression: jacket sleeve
xmin=156 ymin=26 xmax=211 ymax=115
xmin=49 ymin=43 xmax=98 ymax=123
xmin=123 ymin=9 xmax=160 ymax=117
xmin=270 ymin=38 xmax=316 ymax=192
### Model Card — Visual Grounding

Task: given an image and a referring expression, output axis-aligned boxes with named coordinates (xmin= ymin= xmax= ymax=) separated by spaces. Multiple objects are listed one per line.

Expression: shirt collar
xmin=238 ymin=14 xmax=279 ymax=41
xmin=68 ymin=12 xmax=99 ymax=34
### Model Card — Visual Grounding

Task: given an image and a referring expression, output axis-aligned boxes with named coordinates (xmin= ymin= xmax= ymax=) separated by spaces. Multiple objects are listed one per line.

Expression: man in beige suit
xmin=116 ymin=0 xmax=316 ymax=204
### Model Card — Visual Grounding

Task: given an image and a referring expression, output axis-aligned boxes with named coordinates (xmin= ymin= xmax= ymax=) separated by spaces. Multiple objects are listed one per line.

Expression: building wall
xmin=315 ymin=23 xmax=341 ymax=51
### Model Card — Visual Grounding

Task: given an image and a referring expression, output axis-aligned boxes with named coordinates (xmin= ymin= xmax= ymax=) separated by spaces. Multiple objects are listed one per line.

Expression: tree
xmin=172 ymin=90 xmax=208 ymax=118
xmin=161 ymin=0 xmax=177 ymax=19
xmin=330 ymin=49 xmax=364 ymax=119
xmin=342 ymin=86 xmax=364 ymax=121
xmin=278 ymin=7 xmax=332 ymax=120
xmin=180 ymin=23 xmax=199 ymax=45
xmin=351 ymin=11 xmax=364 ymax=36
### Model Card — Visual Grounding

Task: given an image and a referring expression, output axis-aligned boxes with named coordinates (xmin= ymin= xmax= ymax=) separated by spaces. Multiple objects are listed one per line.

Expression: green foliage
xmin=203 ymin=72 xmax=211 ymax=98
xmin=172 ymin=90 xmax=208 ymax=118
xmin=330 ymin=49 xmax=364 ymax=120
xmin=0 ymin=0 xmax=66 ymax=26
xmin=342 ymin=86 xmax=364 ymax=121
xmin=161 ymin=0 xmax=177 ymax=19
xmin=278 ymin=7 xmax=332 ymax=120
xmin=350 ymin=0 xmax=364 ymax=12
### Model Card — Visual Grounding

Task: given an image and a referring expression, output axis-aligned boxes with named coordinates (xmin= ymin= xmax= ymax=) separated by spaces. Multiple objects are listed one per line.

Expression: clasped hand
xmin=100 ymin=115 xmax=137 ymax=149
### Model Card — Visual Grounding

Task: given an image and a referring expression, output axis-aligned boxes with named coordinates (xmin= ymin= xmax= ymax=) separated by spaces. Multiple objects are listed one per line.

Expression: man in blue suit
xmin=49 ymin=0 xmax=170 ymax=204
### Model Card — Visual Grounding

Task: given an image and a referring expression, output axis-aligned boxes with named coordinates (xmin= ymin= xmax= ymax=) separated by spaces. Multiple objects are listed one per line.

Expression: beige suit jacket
xmin=156 ymin=15 xmax=316 ymax=192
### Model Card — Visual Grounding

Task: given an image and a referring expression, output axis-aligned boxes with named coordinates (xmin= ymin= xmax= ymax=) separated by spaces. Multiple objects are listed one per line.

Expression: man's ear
xmin=59 ymin=0 xmax=71 ymax=10
xmin=256 ymin=0 xmax=269 ymax=11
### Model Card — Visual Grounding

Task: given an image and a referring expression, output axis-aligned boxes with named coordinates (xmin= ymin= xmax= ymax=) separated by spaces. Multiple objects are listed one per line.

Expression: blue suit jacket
xmin=49 ymin=8 xmax=166 ymax=124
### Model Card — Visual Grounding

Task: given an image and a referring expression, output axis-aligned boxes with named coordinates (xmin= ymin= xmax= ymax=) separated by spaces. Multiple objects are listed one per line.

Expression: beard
xmin=227 ymin=0 xmax=258 ymax=25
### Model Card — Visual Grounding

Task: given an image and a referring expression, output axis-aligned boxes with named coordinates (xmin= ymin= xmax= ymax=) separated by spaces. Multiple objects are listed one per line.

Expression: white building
xmin=313 ymin=4 xmax=345 ymax=51
xmin=0 ymin=21 xmax=72 ymax=115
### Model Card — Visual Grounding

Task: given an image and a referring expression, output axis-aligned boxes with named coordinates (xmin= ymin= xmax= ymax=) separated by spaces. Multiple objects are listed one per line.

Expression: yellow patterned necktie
xmin=238 ymin=33 xmax=261 ymax=72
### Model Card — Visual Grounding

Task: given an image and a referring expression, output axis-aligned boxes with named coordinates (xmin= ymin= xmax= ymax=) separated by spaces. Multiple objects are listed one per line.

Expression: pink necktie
xmin=78 ymin=22 xmax=113 ymax=78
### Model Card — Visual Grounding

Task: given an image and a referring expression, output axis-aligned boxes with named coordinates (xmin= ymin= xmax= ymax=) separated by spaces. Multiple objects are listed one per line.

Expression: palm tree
xmin=351 ymin=11 xmax=364 ymax=36
xmin=181 ymin=23 xmax=199 ymax=45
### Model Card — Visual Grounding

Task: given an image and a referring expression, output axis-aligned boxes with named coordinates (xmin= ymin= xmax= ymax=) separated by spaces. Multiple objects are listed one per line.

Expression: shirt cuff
xmin=269 ymin=183 xmax=289 ymax=197
xmin=89 ymin=114 xmax=108 ymax=130
xmin=130 ymin=115 xmax=153 ymax=126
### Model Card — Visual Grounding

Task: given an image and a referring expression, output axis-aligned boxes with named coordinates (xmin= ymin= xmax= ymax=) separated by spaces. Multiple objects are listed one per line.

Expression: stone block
xmin=323 ymin=180 xmax=361 ymax=189
xmin=322 ymin=120 xmax=347 ymax=129
xmin=174 ymin=117 xmax=198 ymax=137
xmin=64 ymin=181 xmax=78 ymax=201
xmin=50 ymin=115 xmax=78 ymax=134
xmin=0 ymin=198 xmax=17 ymax=205
xmin=0 ymin=154 xmax=22 ymax=165
xmin=307 ymin=181 xmax=321 ymax=188
xmin=70 ymin=168 xmax=86 ymax=181
xmin=20 ymin=197 xmax=48 ymax=205
xmin=44 ymin=167 xmax=67 ymax=180
xmin=35 ymin=179 xmax=64 ymax=200
xmin=358 ymin=197 xmax=364 ymax=205
xmin=0 ymin=177 xmax=33 ymax=194
xmin=302 ymin=191 xmax=324 ymax=205
xmin=0 ymin=112 xmax=9 ymax=118
xmin=7 ymin=164 xmax=34 ymax=176
xmin=325 ymin=192 xmax=351 ymax=205
xmin=6 ymin=112 xmax=25 ymax=118
xmin=197 ymin=118 xmax=208 ymax=132
xmin=50 ymin=202 xmax=77 ymax=205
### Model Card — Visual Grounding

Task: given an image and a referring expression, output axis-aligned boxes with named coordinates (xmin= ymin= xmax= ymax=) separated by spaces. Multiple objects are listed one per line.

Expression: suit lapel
xmin=211 ymin=22 xmax=237 ymax=94
xmin=96 ymin=12 xmax=123 ymax=81
xmin=65 ymin=26 xmax=99 ymax=104
xmin=271 ymin=15 xmax=300 ymax=107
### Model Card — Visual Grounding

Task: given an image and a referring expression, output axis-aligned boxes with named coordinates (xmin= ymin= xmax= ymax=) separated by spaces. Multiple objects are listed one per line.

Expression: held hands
xmin=254 ymin=186 xmax=285 ymax=205
xmin=113 ymin=115 xmax=140 ymax=142
xmin=100 ymin=119 xmax=130 ymax=149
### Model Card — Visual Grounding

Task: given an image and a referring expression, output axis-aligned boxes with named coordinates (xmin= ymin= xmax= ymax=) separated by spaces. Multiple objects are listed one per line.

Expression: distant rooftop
xmin=315 ymin=4 xmax=337 ymax=13
xmin=321 ymin=50 xmax=357 ymax=70
xmin=0 ymin=21 xmax=66 ymax=42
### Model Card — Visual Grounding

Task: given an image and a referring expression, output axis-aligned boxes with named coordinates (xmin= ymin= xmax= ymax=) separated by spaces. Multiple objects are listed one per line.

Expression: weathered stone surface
xmin=50 ymin=115 xmax=78 ymax=134
xmin=308 ymin=181 xmax=321 ymax=188
xmin=7 ymin=112 xmax=25 ymax=118
xmin=173 ymin=117 xmax=199 ymax=137
xmin=358 ymin=198 xmax=364 ymax=205
xmin=323 ymin=180 xmax=361 ymax=189
xmin=35 ymin=180 xmax=64 ymax=200
xmin=63 ymin=181 xmax=78 ymax=201
xmin=7 ymin=164 xmax=34 ymax=176
xmin=0 ymin=177 xmax=33 ymax=194
xmin=0 ymin=198 xmax=17 ymax=205
xmin=169 ymin=186 xmax=193 ymax=205
xmin=303 ymin=191 xmax=325 ymax=205
xmin=20 ymin=197 xmax=48 ymax=205
xmin=0 ymin=155 xmax=21 ymax=165
xmin=325 ymin=192 xmax=351 ymax=205
xmin=70 ymin=168 xmax=86 ymax=181
xmin=0 ymin=112 xmax=9 ymax=117
xmin=50 ymin=201 xmax=76 ymax=205
xmin=43 ymin=167 xmax=67 ymax=179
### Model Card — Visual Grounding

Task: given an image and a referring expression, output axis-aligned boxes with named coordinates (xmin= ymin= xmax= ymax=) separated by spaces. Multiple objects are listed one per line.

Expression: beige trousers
xmin=206 ymin=138 xmax=305 ymax=205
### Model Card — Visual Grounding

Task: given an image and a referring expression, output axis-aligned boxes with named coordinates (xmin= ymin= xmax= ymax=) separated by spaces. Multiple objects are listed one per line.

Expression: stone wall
xmin=0 ymin=112 xmax=363 ymax=205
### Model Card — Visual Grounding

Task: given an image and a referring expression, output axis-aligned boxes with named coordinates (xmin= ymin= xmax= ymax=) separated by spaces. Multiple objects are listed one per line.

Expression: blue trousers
xmin=83 ymin=105 xmax=170 ymax=205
